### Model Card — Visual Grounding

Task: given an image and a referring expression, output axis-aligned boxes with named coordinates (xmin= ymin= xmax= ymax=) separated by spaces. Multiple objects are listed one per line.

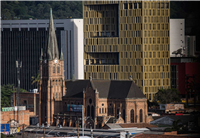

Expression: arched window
xmin=140 ymin=109 xmax=143 ymax=122
xmin=123 ymin=109 xmax=125 ymax=121
xmin=57 ymin=65 xmax=60 ymax=73
xmin=53 ymin=65 xmax=55 ymax=73
xmin=91 ymin=106 xmax=94 ymax=119
xmin=87 ymin=105 xmax=90 ymax=117
xmin=130 ymin=109 xmax=134 ymax=123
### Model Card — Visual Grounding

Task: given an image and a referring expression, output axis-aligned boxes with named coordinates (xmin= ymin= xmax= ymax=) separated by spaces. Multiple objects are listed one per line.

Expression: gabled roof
xmin=92 ymin=80 xmax=146 ymax=99
xmin=64 ymin=80 xmax=146 ymax=99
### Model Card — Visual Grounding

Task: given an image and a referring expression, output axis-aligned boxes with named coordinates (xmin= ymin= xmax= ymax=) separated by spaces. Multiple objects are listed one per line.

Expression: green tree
xmin=153 ymin=88 xmax=181 ymax=104
xmin=1 ymin=84 xmax=27 ymax=107
xmin=31 ymin=73 xmax=40 ymax=91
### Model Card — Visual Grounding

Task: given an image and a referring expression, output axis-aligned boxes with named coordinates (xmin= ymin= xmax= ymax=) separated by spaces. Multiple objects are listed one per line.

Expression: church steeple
xmin=47 ymin=8 xmax=59 ymax=60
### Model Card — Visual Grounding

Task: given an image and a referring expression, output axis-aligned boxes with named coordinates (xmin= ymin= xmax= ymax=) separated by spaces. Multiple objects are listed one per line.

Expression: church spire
xmin=47 ymin=8 xmax=59 ymax=60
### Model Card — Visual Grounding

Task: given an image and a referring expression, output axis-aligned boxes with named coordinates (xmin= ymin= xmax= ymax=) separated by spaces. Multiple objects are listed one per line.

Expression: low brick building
xmin=1 ymin=110 xmax=30 ymax=127
xmin=12 ymin=92 xmax=39 ymax=116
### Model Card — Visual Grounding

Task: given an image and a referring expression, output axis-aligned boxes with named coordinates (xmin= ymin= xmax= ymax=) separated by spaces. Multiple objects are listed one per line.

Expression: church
xmin=39 ymin=9 xmax=148 ymax=128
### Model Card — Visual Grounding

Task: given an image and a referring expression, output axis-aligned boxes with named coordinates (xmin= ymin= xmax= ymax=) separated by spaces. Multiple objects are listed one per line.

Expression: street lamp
xmin=16 ymin=60 xmax=22 ymax=123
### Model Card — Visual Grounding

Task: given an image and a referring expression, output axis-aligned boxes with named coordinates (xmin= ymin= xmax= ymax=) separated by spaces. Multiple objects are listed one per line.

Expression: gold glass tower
xmin=83 ymin=1 xmax=170 ymax=100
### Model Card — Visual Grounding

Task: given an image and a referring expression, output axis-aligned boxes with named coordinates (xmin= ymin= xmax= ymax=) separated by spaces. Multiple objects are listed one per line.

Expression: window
xmin=134 ymin=3 xmax=137 ymax=9
xmin=124 ymin=3 xmax=128 ymax=9
xmin=57 ymin=65 xmax=60 ymax=73
xmin=129 ymin=3 xmax=132 ymax=9
xmin=130 ymin=109 xmax=134 ymax=123
xmin=53 ymin=65 xmax=55 ymax=73
xmin=140 ymin=109 xmax=143 ymax=122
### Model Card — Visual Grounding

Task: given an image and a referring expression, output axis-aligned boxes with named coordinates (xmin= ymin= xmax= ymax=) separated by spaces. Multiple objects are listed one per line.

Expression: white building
xmin=170 ymin=19 xmax=185 ymax=57
xmin=1 ymin=19 xmax=84 ymax=80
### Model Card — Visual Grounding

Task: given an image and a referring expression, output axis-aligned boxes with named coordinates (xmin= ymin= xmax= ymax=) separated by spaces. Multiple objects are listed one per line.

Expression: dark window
xmin=91 ymin=106 xmax=94 ymax=119
xmin=87 ymin=105 xmax=90 ymax=117
xmin=53 ymin=65 xmax=55 ymax=73
xmin=57 ymin=65 xmax=60 ymax=73
xmin=134 ymin=3 xmax=137 ymax=9
xmin=130 ymin=109 xmax=134 ymax=123
xmin=89 ymin=99 xmax=92 ymax=104
xmin=139 ymin=3 xmax=142 ymax=9
xmin=129 ymin=3 xmax=132 ymax=9
xmin=124 ymin=3 xmax=128 ymax=9
xmin=140 ymin=109 xmax=143 ymax=122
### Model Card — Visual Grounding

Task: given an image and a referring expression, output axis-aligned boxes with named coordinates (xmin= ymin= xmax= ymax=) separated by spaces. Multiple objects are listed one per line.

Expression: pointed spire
xmin=47 ymin=8 xmax=59 ymax=60
xmin=60 ymin=48 xmax=64 ymax=60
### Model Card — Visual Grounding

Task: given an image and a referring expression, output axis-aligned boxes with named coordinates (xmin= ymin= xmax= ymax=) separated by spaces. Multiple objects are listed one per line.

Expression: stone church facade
xmin=39 ymin=9 xmax=148 ymax=128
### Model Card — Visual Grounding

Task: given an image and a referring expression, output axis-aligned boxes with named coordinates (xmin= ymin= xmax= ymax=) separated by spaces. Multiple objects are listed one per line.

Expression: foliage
xmin=172 ymin=119 xmax=182 ymax=131
xmin=1 ymin=84 xmax=27 ymax=107
xmin=164 ymin=120 xmax=184 ymax=132
xmin=1 ymin=133 xmax=5 ymax=138
xmin=1 ymin=1 xmax=82 ymax=20
xmin=153 ymin=88 xmax=181 ymax=104
xmin=2 ymin=1 xmax=200 ymax=20
xmin=31 ymin=73 xmax=40 ymax=91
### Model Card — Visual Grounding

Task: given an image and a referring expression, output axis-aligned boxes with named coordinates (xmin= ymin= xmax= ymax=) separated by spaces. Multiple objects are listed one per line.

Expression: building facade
xmin=171 ymin=57 xmax=200 ymax=98
xmin=83 ymin=1 xmax=171 ymax=100
xmin=1 ymin=18 xmax=83 ymax=91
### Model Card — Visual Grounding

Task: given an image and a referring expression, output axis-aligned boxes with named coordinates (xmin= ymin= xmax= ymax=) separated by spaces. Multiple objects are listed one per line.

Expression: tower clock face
xmin=54 ymin=59 xmax=58 ymax=63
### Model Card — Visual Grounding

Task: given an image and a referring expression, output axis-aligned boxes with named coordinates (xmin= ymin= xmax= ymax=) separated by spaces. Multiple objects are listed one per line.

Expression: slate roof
xmin=64 ymin=80 xmax=90 ymax=98
xmin=64 ymin=80 xmax=146 ymax=99
xmin=91 ymin=80 xmax=145 ymax=99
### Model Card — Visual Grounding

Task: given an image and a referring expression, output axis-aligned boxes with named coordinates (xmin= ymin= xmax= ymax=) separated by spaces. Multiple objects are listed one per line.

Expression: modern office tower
xmin=83 ymin=1 xmax=170 ymax=100
xmin=1 ymin=19 xmax=83 ymax=91
xmin=170 ymin=19 xmax=185 ymax=57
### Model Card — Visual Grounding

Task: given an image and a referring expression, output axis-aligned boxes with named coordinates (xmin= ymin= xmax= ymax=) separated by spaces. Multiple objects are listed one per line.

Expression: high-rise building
xmin=83 ymin=1 xmax=171 ymax=100
xmin=1 ymin=18 xmax=83 ymax=91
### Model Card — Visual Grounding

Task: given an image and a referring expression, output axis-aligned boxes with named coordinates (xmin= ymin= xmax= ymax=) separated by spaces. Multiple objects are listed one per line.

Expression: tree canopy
xmin=153 ymin=88 xmax=181 ymax=104
xmin=1 ymin=1 xmax=82 ymax=20
xmin=2 ymin=1 xmax=200 ymax=20
xmin=1 ymin=84 xmax=27 ymax=107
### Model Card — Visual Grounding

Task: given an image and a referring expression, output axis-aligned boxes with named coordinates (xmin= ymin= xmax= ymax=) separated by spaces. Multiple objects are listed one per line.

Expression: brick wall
xmin=1 ymin=110 xmax=30 ymax=126
xmin=12 ymin=92 xmax=39 ymax=116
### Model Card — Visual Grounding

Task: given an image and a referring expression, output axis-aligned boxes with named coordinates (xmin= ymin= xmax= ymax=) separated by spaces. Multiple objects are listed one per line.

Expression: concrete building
xmin=83 ymin=1 xmax=171 ymax=100
xmin=170 ymin=19 xmax=185 ymax=57
xmin=1 ymin=17 xmax=83 ymax=91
